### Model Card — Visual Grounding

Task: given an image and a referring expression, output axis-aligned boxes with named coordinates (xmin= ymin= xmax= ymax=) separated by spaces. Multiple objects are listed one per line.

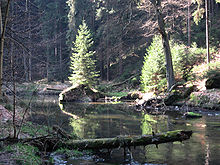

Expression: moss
xmin=185 ymin=112 xmax=202 ymax=118
xmin=4 ymin=143 xmax=41 ymax=165
xmin=20 ymin=122 xmax=52 ymax=137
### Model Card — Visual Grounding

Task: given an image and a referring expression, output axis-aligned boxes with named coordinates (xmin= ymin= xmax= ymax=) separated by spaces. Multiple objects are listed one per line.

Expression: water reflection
xmin=26 ymin=98 xmax=220 ymax=165
xmin=58 ymin=103 xmax=220 ymax=165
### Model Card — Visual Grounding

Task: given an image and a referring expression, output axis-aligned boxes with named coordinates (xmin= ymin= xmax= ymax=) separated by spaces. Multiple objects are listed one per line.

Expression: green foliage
xmin=69 ymin=20 xmax=99 ymax=86
xmin=204 ymin=61 xmax=220 ymax=78
xmin=4 ymin=104 xmax=12 ymax=111
xmin=172 ymin=42 xmax=205 ymax=81
xmin=21 ymin=122 xmax=51 ymax=137
xmin=140 ymin=36 xmax=166 ymax=92
xmin=186 ymin=112 xmax=202 ymax=117
xmin=141 ymin=35 xmax=206 ymax=92
xmin=107 ymin=92 xmax=128 ymax=97
xmin=5 ymin=143 xmax=41 ymax=165
xmin=192 ymin=61 xmax=220 ymax=80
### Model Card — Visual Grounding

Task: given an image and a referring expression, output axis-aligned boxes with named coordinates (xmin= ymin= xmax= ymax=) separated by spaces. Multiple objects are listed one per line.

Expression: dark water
xmin=26 ymin=96 xmax=220 ymax=165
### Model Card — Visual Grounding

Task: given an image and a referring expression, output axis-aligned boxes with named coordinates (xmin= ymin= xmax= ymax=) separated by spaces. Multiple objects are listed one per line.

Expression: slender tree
xmin=188 ymin=0 xmax=192 ymax=46
xmin=149 ymin=0 xmax=175 ymax=91
xmin=69 ymin=20 xmax=99 ymax=86
xmin=192 ymin=0 xmax=220 ymax=64
xmin=0 ymin=0 xmax=11 ymax=96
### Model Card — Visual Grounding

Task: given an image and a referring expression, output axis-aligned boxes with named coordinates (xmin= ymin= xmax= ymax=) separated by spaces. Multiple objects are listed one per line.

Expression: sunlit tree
xmin=69 ymin=20 xmax=99 ymax=86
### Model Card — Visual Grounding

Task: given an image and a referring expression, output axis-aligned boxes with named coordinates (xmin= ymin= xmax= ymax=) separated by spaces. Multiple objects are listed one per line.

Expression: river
xmin=26 ymin=96 xmax=220 ymax=165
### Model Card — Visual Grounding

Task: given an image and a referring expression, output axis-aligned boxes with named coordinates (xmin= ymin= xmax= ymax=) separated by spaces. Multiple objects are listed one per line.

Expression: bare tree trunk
xmin=59 ymin=41 xmax=63 ymax=83
xmin=188 ymin=0 xmax=191 ymax=46
xmin=46 ymin=47 xmax=50 ymax=82
xmin=0 ymin=2 xmax=2 ymax=34
xmin=150 ymin=0 xmax=175 ymax=91
xmin=205 ymin=0 xmax=210 ymax=64
xmin=107 ymin=56 xmax=110 ymax=82
xmin=10 ymin=31 xmax=16 ymax=138
xmin=100 ymin=56 xmax=104 ymax=81
xmin=0 ymin=0 xmax=11 ymax=96
xmin=12 ymin=53 xmax=16 ymax=138
xmin=28 ymin=57 xmax=32 ymax=81
xmin=23 ymin=52 xmax=28 ymax=81
xmin=27 ymin=0 xmax=32 ymax=81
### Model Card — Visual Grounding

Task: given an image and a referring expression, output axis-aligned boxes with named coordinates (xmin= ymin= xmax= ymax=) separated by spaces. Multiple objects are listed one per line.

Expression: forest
xmin=0 ymin=0 xmax=220 ymax=164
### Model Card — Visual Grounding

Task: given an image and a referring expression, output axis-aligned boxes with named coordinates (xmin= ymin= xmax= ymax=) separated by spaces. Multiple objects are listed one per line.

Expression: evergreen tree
xmin=69 ymin=20 xmax=99 ymax=86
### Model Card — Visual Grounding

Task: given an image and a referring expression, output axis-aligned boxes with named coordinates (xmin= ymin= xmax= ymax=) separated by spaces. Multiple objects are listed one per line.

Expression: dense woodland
xmin=1 ymin=0 xmax=219 ymax=88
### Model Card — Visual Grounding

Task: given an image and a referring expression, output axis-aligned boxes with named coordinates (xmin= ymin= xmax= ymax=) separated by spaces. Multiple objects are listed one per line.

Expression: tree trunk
xmin=107 ymin=56 xmax=110 ymax=82
xmin=25 ymin=130 xmax=192 ymax=151
xmin=0 ymin=2 xmax=2 ymax=35
xmin=150 ymin=0 xmax=175 ymax=91
xmin=28 ymin=57 xmax=32 ymax=81
xmin=205 ymin=0 xmax=210 ymax=64
xmin=46 ymin=47 xmax=50 ymax=82
xmin=0 ymin=0 xmax=11 ymax=96
xmin=59 ymin=41 xmax=64 ymax=83
xmin=188 ymin=0 xmax=191 ymax=46
xmin=23 ymin=53 xmax=28 ymax=82
xmin=28 ymin=0 xmax=32 ymax=81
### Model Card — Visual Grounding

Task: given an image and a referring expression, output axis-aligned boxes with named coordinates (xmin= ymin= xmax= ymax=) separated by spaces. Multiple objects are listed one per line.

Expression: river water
xmin=26 ymin=96 xmax=220 ymax=165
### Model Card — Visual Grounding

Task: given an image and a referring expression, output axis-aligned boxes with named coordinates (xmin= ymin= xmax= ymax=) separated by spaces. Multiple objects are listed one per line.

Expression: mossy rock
xmin=205 ymin=73 xmax=220 ymax=89
xmin=121 ymin=91 xmax=143 ymax=100
xmin=164 ymin=92 xmax=182 ymax=106
xmin=184 ymin=112 xmax=202 ymax=118
xmin=59 ymin=84 xmax=104 ymax=102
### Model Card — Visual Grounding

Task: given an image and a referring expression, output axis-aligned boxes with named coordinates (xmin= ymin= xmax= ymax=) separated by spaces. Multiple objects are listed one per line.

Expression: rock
xmin=121 ymin=91 xmax=143 ymax=100
xmin=164 ymin=92 xmax=182 ymax=106
xmin=184 ymin=112 xmax=202 ymax=118
xmin=183 ymin=85 xmax=197 ymax=98
xmin=205 ymin=73 xmax=220 ymax=89
xmin=59 ymin=84 xmax=104 ymax=102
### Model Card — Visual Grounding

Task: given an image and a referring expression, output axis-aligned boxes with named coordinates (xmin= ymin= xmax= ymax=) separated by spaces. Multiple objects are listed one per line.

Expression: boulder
xmin=205 ymin=73 xmax=220 ymax=89
xmin=59 ymin=84 xmax=104 ymax=102
xmin=120 ymin=91 xmax=143 ymax=100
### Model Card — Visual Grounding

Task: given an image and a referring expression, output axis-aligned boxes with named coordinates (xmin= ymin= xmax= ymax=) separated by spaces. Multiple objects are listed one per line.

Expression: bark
xmin=205 ymin=0 xmax=210 ymax=64
xmin=149 ymin=0 xmax=175 ymax=91
xmin=188 ymin=0 xmax=191 ymax=46
xmin=28 ymin=130 xmax=192 ymax=151
xmin=23 ymin=52 xmax=28 ymax=81
xmin=28 ymin=0 xmax=32 ymax=81
xmin=0 ymin=2 xmax=2 ymax=35
xmin=0 ymin=0 xmax=11 ymax=96
xmin=59 ymin=41 xmax=63 ymax=82
xmin=107 ymin=56 xmax=110 ymax=82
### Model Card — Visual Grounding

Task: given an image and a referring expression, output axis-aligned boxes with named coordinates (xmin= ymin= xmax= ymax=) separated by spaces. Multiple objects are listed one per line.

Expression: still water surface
xmin=27 ymin=96 xmax=220 ymax=165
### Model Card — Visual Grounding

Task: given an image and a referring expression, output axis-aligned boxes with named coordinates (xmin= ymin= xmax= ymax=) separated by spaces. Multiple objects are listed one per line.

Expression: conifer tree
xmin=69 ymin=20 xmax=99 ymax=86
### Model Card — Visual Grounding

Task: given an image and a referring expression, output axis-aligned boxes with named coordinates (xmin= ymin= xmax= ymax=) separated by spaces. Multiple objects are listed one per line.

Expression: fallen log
xmin=60 ymin=130 xmax=192 ymax=150
xmin=2 ymin=130 xmax=192 ymax=151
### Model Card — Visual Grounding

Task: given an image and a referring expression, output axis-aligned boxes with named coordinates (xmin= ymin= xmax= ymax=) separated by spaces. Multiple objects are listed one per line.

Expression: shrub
xmin=140 ymin=36 xmax=166 ymax=92
xmin=5 ymin=143 xmax=41 ymax=165
xmin=141 ymin=35 xmax=206 ymax=92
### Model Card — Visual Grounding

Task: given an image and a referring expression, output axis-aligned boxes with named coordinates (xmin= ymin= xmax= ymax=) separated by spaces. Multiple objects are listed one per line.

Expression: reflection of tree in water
xmin=70 ymin=117 xmax=100 ymax=139
xmin=141 ymin=113 xmax=171 ymax=163
xmin=59 ymin=103 xmax=100 ymax=139
xmin=59 ymin=102 xmax=141 ymax=139
xmin=141 ymin=113 xmax=157 ymax=135
xmin=141 ymin=113 xmax=168 ymax=135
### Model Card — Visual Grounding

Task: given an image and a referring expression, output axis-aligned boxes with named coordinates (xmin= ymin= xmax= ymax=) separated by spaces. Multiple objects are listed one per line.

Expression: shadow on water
xmin=23 ymin=96 xmax=220 ymax=165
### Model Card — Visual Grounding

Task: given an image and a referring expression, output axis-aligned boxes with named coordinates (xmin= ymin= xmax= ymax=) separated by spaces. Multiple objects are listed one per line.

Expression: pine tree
xmin=69 ymin=20 xmax=99 ymax=86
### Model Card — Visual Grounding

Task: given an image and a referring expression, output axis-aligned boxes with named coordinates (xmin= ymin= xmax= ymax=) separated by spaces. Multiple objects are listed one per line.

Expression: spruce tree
xmin=69 ymin=20 xmax=99 ymax=86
